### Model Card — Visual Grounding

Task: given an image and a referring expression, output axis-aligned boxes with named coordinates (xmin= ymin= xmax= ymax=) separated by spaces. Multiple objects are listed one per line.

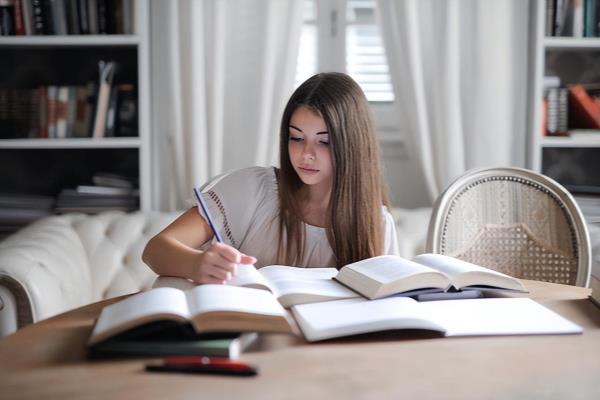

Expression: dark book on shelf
xmin=31 ymin=0 xmax=45 ymax=34
xmin=0 ymin=0 xmax=15 ymax=35
xmin=13 ymin=0 xmax=25 ymax=35
xmin=115 ymin=83 xmax=137 ymax=137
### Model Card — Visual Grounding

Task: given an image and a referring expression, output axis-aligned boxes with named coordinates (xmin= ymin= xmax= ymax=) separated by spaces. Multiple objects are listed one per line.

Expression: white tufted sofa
xmin=0 ymin=208 xmax=432 ymax=337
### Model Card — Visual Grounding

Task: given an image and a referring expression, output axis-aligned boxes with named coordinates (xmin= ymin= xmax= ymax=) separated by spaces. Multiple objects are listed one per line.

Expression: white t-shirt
xmin=196 ymin=166 xmax=399 ymax=268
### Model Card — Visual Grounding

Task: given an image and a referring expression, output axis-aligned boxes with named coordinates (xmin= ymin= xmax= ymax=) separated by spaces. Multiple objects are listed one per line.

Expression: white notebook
xmin=291 ymin=297 xmax=582 ymax=342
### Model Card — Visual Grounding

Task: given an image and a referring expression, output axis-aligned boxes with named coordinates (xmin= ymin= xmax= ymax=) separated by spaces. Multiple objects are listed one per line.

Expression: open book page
xmin=226 ymin=264 xmax=273 ymax=291
xmin=412 ymin=254 xmax=527 ymax=292
xmin=185 ymin=284 xmax=296 ymax=334
xmin=89 ymin=288 xmax=190 ymax=345
xmin=291 ymin=297 xmax=447 ymax=342
xmin=418 ymin=298 xmax=582 ymax=336
xmin=259 ymin=265 xmax=360 ymax=307
xmin=335 ymin=255 xmax=450 ymax=299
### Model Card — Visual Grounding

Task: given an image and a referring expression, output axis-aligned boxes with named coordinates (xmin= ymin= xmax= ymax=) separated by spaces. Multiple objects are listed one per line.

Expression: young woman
xmin=142 ymin=72 xmax=399 ymax=283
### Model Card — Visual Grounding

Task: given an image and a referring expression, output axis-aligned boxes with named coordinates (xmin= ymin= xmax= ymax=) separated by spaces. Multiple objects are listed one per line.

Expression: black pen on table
xmin=193 ymin=187 xmax=223 ymax=243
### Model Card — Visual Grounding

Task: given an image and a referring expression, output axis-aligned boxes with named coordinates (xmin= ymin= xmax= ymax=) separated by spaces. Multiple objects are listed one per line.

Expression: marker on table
xmin=145 ymin=356 xmax=258 ymax=377
xmin=193 ymin=187 xmax=223 ymax=243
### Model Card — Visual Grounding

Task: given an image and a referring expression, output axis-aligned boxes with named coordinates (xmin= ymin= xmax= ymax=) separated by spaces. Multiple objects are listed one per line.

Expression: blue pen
xmin=193 ymin=187 xmax=224 ymax=243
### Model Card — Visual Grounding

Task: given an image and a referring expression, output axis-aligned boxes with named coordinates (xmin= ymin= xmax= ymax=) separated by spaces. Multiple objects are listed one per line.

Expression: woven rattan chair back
xmin=426 ymin=167 xmax=591 ymax=287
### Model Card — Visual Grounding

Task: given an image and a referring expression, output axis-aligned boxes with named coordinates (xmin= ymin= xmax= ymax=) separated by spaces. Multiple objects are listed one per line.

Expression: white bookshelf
xmin=0 ymin=0 xmax=152 ymax=213
xmin=528 ymin=0 xmax=600 ymax=178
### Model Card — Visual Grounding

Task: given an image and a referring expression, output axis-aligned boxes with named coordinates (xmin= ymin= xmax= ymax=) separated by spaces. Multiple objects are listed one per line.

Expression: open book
xmin=291 ymin=297 xmax=582 ymax=342
xmin=334 ymin=253 xmax=527 ymax=299
xmin=88 ymin=285 xmax=297 ymax=346
xmin=155 ymin=253 xmax=526 ymax=307
xmin=154 ymin=265 xmax=361 ymax=308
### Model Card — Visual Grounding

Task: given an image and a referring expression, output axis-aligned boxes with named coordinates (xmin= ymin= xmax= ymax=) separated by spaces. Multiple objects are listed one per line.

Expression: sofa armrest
xmin=0 ymin=215 xmax=93 ymax=336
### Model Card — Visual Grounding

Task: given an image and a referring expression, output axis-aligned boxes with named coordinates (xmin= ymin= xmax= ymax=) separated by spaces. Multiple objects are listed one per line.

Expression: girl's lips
xmin=299 ymin=166 xmax=319 ymax=174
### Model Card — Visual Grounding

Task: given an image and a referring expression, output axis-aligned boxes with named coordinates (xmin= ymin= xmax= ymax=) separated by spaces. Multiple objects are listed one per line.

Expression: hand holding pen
xmin=192 ymin=188 xmax=257 ymax=284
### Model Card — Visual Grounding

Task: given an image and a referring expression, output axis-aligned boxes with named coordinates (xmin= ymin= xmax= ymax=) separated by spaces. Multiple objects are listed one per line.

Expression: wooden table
xmin=1 ymin=280 xmax=599 ymax=400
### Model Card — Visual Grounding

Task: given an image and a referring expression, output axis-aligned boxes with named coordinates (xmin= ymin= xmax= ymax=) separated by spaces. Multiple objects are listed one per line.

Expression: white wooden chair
xmin=426 ymin=167 xmax=591 ymax=287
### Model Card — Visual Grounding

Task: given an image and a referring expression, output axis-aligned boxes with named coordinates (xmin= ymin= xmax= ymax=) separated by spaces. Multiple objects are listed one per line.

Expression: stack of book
xmin=54 ymin=172 xmax=138 ymax=214
xmin=0 ymin=193 xmax=54 ymax=235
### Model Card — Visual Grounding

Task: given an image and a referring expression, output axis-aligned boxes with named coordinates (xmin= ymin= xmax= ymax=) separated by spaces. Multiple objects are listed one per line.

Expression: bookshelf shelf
xmin=541 ymin=133 xmax=600 ymax=148
xmin=0 ymin=36 xmax=140 ymax=47
xmin=543 ymin=37 xmax=600 ymax=49
xmin=0 ymin=138 xmax=142 ymax=149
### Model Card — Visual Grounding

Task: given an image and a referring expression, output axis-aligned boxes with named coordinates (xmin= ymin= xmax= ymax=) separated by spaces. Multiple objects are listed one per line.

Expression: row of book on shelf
xmin=0 ymin=60 xmax=137 ymax=139
xmin=0 ymin=172 xmax=138 ymax=234
xmin=0 ymin=0 xmax=134 ymax=36
xmin=546 ymin=0 xmax=600 ymax=37
xmin=543 ymin=76 xmax=600 ymax=136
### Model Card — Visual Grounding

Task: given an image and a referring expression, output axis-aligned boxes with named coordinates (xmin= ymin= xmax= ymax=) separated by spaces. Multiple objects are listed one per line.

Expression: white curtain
xmin=376 ymin=0 xmax=530 ymax=202
xmin=150 ymin=0 xmax=303 ymax=210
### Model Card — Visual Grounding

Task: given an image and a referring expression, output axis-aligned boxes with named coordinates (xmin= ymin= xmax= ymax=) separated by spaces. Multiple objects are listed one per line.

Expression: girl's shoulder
xmin=201 ymin=166 xmax=278 ymax=201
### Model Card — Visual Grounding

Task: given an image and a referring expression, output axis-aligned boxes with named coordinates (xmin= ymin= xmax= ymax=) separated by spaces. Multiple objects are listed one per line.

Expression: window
xmin=295 ymin=0 xmax=399 ymax=138
xmin=295 ymin=0 xmax=394 ymax=103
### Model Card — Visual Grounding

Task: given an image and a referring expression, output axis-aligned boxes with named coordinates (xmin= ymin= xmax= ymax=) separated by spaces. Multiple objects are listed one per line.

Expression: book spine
xmin=121 ymin=0 xmax=131 ymax=34
xmin=13 ymin=0 xmax=25 ymax=35
xmin=573 ymin=0 xmax=584 ymax=37
xmin=96 ymin=0 xmax=106 ymax=33
xmin=87 ymin=0 xmax=97 ymax=34
xmin=47 ymin=85 xmax=58 ymax=138
xmin=76 ymin=0 xmax=87 ymax=33
xmin=21 ymin=0 xmax=33 ymax=34
xmin=0 ymin=0 xmax=16 ymax=36
xmin=584 ymin=0 xmax=598 ymax=36
xmin=31 ymin=0 xmax=43 ymax=34
xmin=55 ymin=86 xmax=68 ymax=138
xmin=38 ymin=85 xmax=48 ymax=138
xmin=546 ymin=0 xmax=557 ymax=36
xmin=65 ymin=0 xmax=79 ymax=34
xmin=41 ymin=0 xmax=54 ymax=34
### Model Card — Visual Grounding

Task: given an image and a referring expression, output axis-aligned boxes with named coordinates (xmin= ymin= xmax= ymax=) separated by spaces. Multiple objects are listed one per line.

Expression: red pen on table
xmin=145 ymin=356 xmax=258 ymax=377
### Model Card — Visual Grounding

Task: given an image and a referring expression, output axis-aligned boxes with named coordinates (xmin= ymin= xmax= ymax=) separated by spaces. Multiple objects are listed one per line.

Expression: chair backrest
xmin=426 ymin=167 xmax=591 ymax=287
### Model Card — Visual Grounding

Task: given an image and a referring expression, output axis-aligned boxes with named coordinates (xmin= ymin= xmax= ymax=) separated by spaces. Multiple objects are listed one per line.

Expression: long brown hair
xmin=277 ymin=72 xmax=390 ymax=268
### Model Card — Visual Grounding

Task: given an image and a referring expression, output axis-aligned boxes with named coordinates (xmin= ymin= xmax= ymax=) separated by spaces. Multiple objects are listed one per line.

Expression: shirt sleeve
xmin=382 ymin=206 xmax=400 ymax=256
xmin=195 ymin=167 xmax=272 ymax=248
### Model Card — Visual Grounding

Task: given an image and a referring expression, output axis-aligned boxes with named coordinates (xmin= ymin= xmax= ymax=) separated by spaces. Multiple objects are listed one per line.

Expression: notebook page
xmin=419 ymin=298 xmax=582 ymax=336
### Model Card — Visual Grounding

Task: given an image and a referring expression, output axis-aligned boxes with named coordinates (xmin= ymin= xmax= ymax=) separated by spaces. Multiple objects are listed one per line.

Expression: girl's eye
xmin=289 ymin=136 xmax=303 ymax=142
xmin=319 ymin=140 xmax=329 ymax=146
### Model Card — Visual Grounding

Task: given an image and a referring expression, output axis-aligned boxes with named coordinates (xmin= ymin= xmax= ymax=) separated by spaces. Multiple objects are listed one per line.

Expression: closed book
xmin=88 ymin=332 xmax=258 ymax=360
xmin=0 ymin=0 xmax=15 ymax=35
xmin=21 ymin=0 xmax=33 ymax=35
xmin=13 ymin=0 xmax=25 ymax=35
xmin=31 ymin=0 xmax=44 ymax=34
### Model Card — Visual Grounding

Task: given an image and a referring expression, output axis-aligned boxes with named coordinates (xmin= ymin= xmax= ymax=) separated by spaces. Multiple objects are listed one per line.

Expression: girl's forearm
xmin=142 ymin=235 xmax=202 ymax=279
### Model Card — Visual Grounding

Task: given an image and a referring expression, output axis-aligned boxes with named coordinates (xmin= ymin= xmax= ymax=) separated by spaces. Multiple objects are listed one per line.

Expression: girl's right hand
xmin=190 ymin=242 xmax=257 ymax=284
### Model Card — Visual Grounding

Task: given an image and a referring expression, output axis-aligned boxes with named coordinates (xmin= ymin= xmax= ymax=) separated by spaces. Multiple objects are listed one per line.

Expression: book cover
xmin=88 ymin=332 xmax=258 ymax=360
